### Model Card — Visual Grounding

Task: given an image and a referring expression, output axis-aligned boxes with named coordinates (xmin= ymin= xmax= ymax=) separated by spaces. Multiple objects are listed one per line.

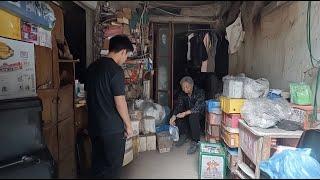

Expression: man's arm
xmin=114 ymin=96 xmax=133 ymax=137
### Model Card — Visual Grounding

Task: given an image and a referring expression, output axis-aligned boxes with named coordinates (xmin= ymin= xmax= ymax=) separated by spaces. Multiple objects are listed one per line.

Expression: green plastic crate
xmin=199 ymin=142 xmax=227 ymax=179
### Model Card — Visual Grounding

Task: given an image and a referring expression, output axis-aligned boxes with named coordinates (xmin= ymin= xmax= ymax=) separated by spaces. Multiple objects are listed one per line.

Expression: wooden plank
xmin=149 ymin=15 xmax=219 ymax=24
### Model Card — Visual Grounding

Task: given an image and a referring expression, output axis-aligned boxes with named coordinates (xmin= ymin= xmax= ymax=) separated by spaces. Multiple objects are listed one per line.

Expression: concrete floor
xmin=120 ymin=143 xmax=199 ymax=179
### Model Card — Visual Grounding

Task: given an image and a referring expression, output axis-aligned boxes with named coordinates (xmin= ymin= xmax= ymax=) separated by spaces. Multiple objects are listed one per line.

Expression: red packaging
xmin=223 ymin=113 xmax=241 ymax=129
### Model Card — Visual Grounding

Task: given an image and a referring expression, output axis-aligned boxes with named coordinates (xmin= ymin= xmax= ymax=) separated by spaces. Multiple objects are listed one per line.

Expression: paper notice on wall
xmin=38 ymin=27 xmax=52 ymax=48
xmin=0 ymin=36 xmax=36 ymax=100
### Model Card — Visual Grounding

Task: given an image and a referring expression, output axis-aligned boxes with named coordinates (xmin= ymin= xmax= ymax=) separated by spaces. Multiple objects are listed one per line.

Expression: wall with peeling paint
xmin=230 ymin=1 xmax=320 ymax=91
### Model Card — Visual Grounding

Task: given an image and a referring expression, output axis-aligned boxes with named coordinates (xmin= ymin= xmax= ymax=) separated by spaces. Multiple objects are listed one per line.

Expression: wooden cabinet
xmin=35 ymin=45 xmax=54 ymax=89
xmin=38 ymin=89 xmax=58 ymax=125
xmin=58 ymin=149 xmax=76 ymax=179
xmin=58 ymin=84 xmax=74 ymax=121
xmin=75 ymin=105 xmax=88 ymax=135
xmin=42 ymin=123 xmax=59 ymax=162
xmin=58 ymin=116 xmax=75 ymax=160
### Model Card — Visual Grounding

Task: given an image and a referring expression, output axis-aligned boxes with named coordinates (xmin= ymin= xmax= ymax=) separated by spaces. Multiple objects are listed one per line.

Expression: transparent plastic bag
xmin=290 ymin=83 xmax=312 ymax=105
xmin=241 ymin=98 xmax=292 ymax=128
xmin=260 ymin=148 xmax=320 ymax=179
xmin=243 ymin=78 xmax=270 ymax=99
xmin=169 ymin=125 xmax=179 ymax=142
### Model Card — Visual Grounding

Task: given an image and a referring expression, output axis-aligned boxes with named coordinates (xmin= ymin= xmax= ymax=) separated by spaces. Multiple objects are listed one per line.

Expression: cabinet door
xmin=58 ymin=150 xmax=76 ymax=179
xmin=42 ymin=124 xmax=59 ymax=162
xmin=58 ymin=116 xmax=75 ymax=160
xmin=74 ymin=105 xmax=88 ymax=135
xmin=38 ymin=89 xmax=58 ymax=125
xmin=58 ymin=84 xmax=74 ymax=121
xmin=35 ymin=45 xmax=53 ymax=89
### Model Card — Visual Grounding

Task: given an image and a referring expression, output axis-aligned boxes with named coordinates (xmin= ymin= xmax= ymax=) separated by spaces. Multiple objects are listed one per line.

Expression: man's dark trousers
xmin=90 ymin=132 xmax=126 ymax=179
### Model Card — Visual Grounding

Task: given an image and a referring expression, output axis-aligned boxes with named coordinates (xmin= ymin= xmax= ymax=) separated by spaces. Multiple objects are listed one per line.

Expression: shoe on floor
xmin=187 ymin=141 xmax=199 ymax=155
xmin=175 ymin=134 xmax=188 ymax=147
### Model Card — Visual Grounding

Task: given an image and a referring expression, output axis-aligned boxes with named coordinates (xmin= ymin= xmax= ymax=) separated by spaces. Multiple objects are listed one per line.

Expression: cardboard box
xmin=132 ymin=136 xmax=140 ymax=158
xmin=146 ymin=134 xmax=156 ymax=151
xmin=199 ymin=142 xmax=226 ymax=179
xmin=123 ymin=8 xmax=132 ymax=19
xmin=142 ymin=116 xmax=156 ymax=134
xmin=102 ymin=38 xmax=109 ymax=50
xmin=123 ymin=138 xmax=133 ymax=166
xmin=206 ymin=112 xmax=222 ymax=125
xmin=131 ymin=120 xmax=140 ymax=137
xmin=139 ymin=135 xmax=147 ymax=152
xmin=117 ymin=17 xmax=129 ymax=25
xmin=123 ymin=24 xmax=131 ymax=36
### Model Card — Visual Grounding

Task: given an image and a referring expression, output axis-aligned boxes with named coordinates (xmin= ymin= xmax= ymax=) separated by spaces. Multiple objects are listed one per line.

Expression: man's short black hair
xmin=109 ymin=35 xmax=134 ymax=53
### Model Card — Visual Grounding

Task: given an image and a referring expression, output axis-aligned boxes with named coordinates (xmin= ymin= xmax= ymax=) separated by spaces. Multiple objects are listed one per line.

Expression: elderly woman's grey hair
xmin=180 ymin=76 xmax=194 ymax=86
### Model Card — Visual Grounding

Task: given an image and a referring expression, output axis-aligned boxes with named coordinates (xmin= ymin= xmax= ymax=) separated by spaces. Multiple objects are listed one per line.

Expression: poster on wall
xmin=0 ymin=36 xmax=36 ymax=100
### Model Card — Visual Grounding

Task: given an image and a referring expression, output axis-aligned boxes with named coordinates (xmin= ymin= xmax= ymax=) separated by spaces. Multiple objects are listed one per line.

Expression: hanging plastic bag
xmin=290 ymin=83 xmax=312 ymax=105
xmin=260 ymin=148 xmax=320 ymax=179
xmin=169 ymin=125 xmax=179 ymax=142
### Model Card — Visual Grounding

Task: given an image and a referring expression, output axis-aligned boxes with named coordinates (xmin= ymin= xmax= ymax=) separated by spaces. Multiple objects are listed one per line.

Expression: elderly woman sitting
xmin=169 ymin=76 xmax=205 ymax=155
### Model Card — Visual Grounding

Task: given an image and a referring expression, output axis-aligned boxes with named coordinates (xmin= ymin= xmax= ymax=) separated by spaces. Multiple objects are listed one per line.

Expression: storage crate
xmin=199 ymin=142 xmax=226 ymax=179
xmin=146 ymin=134 xmax=156 ymax=151
xmin=205 ymin=134 xmax=220 ymax=143
xmin=226 ymin=146 xmax=238 ymax=173
xmin=223 ymin=79 xmax=244 ymax=99
xmin=206 ymin=112 xmax=222 ymax=125
xmin=236 ymin=120 xmax=303 ymax=179
xmin=223 ymin=113 xmax=241 ymax=129
xmin=290 ymin=104 xmax=320 ymax=130
xmin=206 ymin=124 xmax=220 ymax=137
xmin=206 ymin=99 xmax=220 ymax=109
xmin=139 ymin=135 xmax=147 ymax=152
xmin=156 ymin=131 xmax=173 ymax=153
xmin=220 ymin=96 xmax=245 ymax=114
xmin=221 ymin=125 xmax=239 ymax=148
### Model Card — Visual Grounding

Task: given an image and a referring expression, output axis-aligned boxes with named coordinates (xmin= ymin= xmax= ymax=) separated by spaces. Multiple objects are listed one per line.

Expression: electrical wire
xmin=306 ymin=1 xmax=320 ymax=122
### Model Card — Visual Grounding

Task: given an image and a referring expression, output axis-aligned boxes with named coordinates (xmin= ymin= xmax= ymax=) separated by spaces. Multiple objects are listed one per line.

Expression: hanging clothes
xmin=187 ymin=33 xmax=194 ymax=61
xmin=189 ymin=32 xmax=208 ymax=70
xmin=215 ymin=33 xmax=229 ymax=80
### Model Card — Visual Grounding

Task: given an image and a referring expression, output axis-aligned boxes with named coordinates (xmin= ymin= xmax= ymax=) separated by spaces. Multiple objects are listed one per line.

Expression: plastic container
xmin=223 ymin=113 xmax=241 ymax=129
xmin=156 ymin=131 xmax=173 ymax=153
xmin=223 ymin=79 xmax=244 ymax=98
xmin=221 ymin=125 xmax=239 ymax=148
xmin=206 ymin=124 xmax=220 ymax=137
xmin=206 ymin=112 xmax=223 ymax=125
xmin=206 ymin=100 xmax=221 ymax=113
xmin=199 ymin=142 xmax=227 ymax=179
xmin=220 ymin=96 xmax=245 ymax=114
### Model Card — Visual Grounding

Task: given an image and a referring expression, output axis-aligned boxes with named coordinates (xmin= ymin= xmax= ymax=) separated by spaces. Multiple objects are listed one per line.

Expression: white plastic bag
xmin=169 ymin=125 xmax=179 ymax=142
xmin=241 ymin=98 xmax=292 ymax=128
xmin=243 ymin=78 xmax=269 ymax=99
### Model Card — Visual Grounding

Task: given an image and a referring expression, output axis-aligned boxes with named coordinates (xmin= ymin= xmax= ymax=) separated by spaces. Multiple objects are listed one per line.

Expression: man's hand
xmin=169 ymin=116 xmax=176 ymax=126
xmin=125 ymin=125 xmax=133 ymax=138
xmin=177 ymin=110 xmax=191 ymax=119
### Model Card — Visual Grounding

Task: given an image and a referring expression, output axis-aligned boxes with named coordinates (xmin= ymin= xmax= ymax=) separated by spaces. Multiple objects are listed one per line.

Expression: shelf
xmin=58 ymin=59 xmax=80 ymax=63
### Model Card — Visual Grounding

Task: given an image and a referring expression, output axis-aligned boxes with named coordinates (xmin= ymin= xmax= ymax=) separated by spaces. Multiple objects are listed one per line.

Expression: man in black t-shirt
xmin=85 ymin=35 xmax=134 ymax=179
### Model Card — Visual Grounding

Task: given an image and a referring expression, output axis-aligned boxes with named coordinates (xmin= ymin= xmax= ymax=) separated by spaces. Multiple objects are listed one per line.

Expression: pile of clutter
xmin=123 ymin=99 xmax=175 ymax=166
xmin=199 ymin=72 xmax=320 ymax=179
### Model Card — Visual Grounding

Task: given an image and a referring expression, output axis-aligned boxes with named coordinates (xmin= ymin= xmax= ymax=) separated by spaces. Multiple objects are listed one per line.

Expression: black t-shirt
xmin=85 ymin=57 xmax=125 ymax=136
